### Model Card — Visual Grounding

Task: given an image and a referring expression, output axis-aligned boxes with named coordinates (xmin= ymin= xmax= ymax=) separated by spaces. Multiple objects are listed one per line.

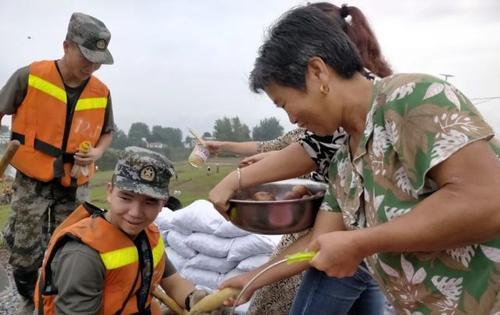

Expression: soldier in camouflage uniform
xmin=0 ymin=12 xmax=115 ymax=309
xmin=36 ymin=147 xmax=229 ymax=314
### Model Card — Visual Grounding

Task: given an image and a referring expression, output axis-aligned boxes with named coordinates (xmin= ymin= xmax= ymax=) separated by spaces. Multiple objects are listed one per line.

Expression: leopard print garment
xmin=248 ymin=129 xmax=347 ymax=314
xmin=256 ymin=128 xmax=306 ymax=153
xmin=300 ymin=128 xmax=347 ymax=182
xmin=247 ymin=231 xmax=309 ymax=315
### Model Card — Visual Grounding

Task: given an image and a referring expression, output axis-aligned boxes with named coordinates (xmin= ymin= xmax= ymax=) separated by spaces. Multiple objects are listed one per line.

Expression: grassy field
xmin=0 ymin=157 xmax=239 ymax=230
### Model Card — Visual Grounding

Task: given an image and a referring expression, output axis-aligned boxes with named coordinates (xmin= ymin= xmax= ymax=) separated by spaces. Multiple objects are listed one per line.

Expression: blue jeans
xmin=289 ymin=265 xmax=385 ymax=315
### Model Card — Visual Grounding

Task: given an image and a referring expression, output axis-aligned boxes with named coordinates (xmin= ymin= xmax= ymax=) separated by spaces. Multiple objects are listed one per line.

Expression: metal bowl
xmin=228 ymin=179 xmax=327 ymax=234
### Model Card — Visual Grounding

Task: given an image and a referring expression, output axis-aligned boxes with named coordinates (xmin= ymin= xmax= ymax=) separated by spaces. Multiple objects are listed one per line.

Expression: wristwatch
xmin=185 ymin=290 xmax=195 ymax=311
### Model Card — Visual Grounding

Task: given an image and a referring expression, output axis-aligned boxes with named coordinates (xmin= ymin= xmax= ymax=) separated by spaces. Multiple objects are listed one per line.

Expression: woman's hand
xmin=218 ymin=272 xmax=255 ymax=306
xmin=308 ymin=230 xmax=366 ymax=278
xmin=203 ymin=140 xmax=224 ymax=156
xmin=208 ymin=171 xmax=238 ymax=219
xmin=239 ymin=151 xmax=275 ymax=167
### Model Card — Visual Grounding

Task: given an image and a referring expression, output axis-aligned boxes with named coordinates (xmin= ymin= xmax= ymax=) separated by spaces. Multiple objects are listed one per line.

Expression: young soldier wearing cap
xmin=0 ymin=12 xmax=115 ymax=307
xmin=35 ymin=147 xmax=226 ymax=314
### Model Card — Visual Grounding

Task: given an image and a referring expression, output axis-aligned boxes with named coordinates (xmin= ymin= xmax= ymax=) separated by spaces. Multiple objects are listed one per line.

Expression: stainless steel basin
xmin=228 ymin=179 xmax=327 ymax=234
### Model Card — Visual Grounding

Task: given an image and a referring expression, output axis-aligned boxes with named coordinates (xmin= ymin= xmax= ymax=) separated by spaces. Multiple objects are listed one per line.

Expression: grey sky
xmin=1 ymin=0 xmax=499 ymax=137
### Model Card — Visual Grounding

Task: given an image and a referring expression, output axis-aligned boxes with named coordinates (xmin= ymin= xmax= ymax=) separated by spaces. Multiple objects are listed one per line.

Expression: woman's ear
xmin=307 ymin=57 xmax=330 ymax=83
xmin=307 ymin=57 xmax=331 ymax=94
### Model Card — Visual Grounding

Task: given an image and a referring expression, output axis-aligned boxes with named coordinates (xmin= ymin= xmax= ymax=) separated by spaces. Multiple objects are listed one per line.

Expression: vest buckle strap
xmin=11 ymin=133 xmax=74 ymax=164
xmin=11 ymin=132 xmax=25 ymax=144
xmin=34 ymin=138 xmax=62 ymax=158
xmin=53 ymin=157 xmax=64 ymax=178
xmin=131 ymin=306 xmax=151 ymax=315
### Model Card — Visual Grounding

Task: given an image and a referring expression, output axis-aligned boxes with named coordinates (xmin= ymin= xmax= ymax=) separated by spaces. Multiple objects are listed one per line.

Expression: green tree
xmin=213 ymin=117 xmax=232 ymax=140
xmin=252 ymin=117 xmax=284 ymax=141
xmin=96 ymin=148 xmax=122 ymax=171
xmin=128 ymin=122 xmax=150 ymax=147
xmin=151 ymin=126 xmax=183 ymax=147
xmin=184 ymin=136 xmax=195 ymax=148
xmin=231 ymin=117 xmax=251 ymax=142
xmin=213 ymin=116 xmax=251 ymax=141
xmin=111 ymin=129 xmax=129 ymax=149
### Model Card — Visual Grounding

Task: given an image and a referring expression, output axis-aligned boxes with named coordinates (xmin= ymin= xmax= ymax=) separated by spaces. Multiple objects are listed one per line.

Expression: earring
xmin=320 ymin=84 xmax=330 ymax=95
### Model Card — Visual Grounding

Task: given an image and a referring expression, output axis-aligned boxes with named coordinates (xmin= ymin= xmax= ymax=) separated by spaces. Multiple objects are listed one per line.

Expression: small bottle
xmin=71 ymin=141 xmax=92 ymax=177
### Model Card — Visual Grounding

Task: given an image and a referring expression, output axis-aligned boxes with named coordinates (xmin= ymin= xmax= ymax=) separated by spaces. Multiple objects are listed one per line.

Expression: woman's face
xmin=265 ymin=82 xmax=338 ymax=136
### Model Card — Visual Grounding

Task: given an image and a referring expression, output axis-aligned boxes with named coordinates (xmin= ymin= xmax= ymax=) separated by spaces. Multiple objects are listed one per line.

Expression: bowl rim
xmin=229 ymin=178 xmax=328 ymax=204
xmin=229 ymin=193 xmax=324 ymax=204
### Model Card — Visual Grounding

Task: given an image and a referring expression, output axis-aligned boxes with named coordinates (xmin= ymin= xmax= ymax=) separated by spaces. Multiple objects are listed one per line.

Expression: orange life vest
xmin=10 ymin=60 xmax=109 ymax=186
xmin=35 ymin=203 xmax=165 ymax=315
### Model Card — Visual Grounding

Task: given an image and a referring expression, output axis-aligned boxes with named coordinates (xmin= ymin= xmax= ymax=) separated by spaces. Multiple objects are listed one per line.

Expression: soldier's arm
xmin=90 ymin=93 xmax=115 ymax=160
xmin=93 ymin=132 xmax=113 ymax=160
xmin=50 ymin=241 xmax=105 ymax=314
xmin=0 ymin=66 xmax=30 ymax=119
xmin=159 ymin=256 xmax=195 ymax=309
xmin=101 ymin=93 xmax=116 ymax=134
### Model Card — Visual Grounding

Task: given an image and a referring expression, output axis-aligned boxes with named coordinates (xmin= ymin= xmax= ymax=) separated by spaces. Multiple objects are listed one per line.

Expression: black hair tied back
xmin=340 ymin=4 xmax=349 ymax=18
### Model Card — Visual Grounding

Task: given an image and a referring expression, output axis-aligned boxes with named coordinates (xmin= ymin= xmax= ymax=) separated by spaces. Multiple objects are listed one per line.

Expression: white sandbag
xmin=168 ymin=200 xmax=224 ymax=233
xmin=166 ymin=230 xmax=197 ymax=259
xmin=154 ymin=207 xmax=175 ymax=234
xmin=185 ymin=253 xmax=238 ymax=274
xmin=266 ymin=234 xmax=284 ymax=245
xmin=227 ymin=234 xmax=277 ymax=261
xmin=236 ymin=254 xmax=270 ymax=272
xmin=186 ymin=233 xmax=234 ymax=258
xmin=166 ymin=246 xmax=188 ymax=271
xmin=181 ymin=267 xmax=223 ymax=289
xmin=221 ymin=268 xmax=244 ymax=282
xmin=213 ymin=221 xmax=251 ymax=238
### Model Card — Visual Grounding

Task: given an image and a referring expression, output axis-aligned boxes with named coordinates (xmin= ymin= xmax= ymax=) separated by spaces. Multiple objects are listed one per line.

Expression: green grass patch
xmin=0 ymin=205 xmax=10 ymax=227
xmin=0 ymin=158 xmax=239 ymax=230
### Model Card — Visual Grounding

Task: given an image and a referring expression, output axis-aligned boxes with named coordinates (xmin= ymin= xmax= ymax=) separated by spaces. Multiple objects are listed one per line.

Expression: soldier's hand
xmin=188 ymin=289 xmax=236 ymax=315
xmin=188 ymin=289 xmax=211 ymax=309
xmin=74 ymin=146 xmax=104 ymax=165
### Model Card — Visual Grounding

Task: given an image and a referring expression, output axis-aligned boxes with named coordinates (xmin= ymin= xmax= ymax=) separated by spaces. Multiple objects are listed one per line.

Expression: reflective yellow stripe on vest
xmin=75 ymin=97 xmax=108 ymax=111
xmin=100 ymin=237 xmax=165 ymax=270
xmin=101 ymin=246 xmax=138 ymax=270
xmin=28 ymin=74 xmax=66 ymax=103
xmin=152 ymin=237 xmax=165 ymax=267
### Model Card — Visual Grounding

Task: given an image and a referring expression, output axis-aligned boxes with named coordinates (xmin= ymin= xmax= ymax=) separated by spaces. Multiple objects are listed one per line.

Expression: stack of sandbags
xmin=155 ymin=200 xmax=282 ymax=289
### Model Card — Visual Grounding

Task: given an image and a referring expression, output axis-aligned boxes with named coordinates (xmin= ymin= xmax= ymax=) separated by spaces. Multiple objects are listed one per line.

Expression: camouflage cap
xmin=113 ymin=147 xmax=175 ymax=200
xmin=66 ymin=12 xmax=114 ymax=65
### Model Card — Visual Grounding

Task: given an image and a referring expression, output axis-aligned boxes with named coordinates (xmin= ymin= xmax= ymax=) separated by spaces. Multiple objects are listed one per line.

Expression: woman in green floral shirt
xmin=243 ymin=5 xmax=500 ymax=315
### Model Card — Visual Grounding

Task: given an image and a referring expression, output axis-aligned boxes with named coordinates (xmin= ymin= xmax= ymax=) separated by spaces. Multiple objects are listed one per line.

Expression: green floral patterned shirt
xmin=322 ymin=73 xmax=500 ymax=314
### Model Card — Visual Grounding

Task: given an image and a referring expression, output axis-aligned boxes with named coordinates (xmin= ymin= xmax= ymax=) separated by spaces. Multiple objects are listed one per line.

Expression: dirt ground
xmin=0 ymin=246 xmax=21 ymax=314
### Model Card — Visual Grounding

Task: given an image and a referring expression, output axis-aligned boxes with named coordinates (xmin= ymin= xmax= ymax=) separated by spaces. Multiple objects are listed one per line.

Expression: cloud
xmin=0 ymin=0 xmax=498 ymax=137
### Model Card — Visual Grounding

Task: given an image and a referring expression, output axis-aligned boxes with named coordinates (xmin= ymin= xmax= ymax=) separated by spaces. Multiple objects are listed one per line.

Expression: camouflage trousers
xmin=2 ymin=172 xmax=89 ymax=271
